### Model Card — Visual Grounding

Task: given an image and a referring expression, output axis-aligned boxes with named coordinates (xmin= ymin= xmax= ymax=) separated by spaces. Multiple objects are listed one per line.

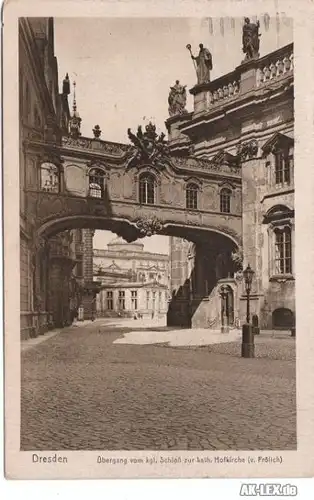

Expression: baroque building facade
xmin=166 ymin=41 xmax=294 ymax=330
xmin=19 ymin=18 xmax=84 ymax=338
xmin=19 ymin=17 xmax=294 ymax=338
xmin=93 ymin=237 xmax=170 ymax=318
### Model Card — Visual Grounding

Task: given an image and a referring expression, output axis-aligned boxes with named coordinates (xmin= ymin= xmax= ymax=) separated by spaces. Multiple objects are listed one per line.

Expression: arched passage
xmin=272 ymin=308 xmax=295 ymax=329
xmin=32 ymin=212 xmax=241 ymax=330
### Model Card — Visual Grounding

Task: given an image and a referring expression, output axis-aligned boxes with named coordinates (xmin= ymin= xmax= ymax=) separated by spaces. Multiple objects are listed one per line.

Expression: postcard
xmin=3 ymin=0 xmax=314 ymax=480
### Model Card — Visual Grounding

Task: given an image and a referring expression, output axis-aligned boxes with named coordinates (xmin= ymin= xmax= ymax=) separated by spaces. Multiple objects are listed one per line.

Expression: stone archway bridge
xmin=25 ymin=124 xmax=243 ymax=248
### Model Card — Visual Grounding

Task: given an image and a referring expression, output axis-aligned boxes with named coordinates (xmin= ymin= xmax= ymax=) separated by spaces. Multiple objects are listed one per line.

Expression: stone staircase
xmin=191 ymin=281 xmax=239 ymax=330
xmin=191 ymin=286 xmax=221 ymax=329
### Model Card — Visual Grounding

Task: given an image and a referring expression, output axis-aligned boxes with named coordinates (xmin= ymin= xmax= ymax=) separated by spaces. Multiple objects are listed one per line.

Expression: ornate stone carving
xmin=92 ymin=125 xmax=101 ymax=138
xmin=126 ymin=122 xmax=170 ymax=169
xmin=236 ymin=139 xmax=259 ymax=161
xmin=168 ymin=80 xmax=188 ymax=117
xmin=32 ymin=234 xmax=48 ymax=253
xmin=135 ymin=216 xmax=163 ymax=237
xmin=231 ymin=246 xmax=243 ymax=271
xmin=172 ymin=156 xmax=241 ymax=175
xmin=242 ymin=17 xmax=261 ymax=61
xmin=61 ymin=135 xmax=131 ymax=156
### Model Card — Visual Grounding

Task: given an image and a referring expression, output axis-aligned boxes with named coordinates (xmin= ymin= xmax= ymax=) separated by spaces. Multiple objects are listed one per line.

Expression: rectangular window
xmin=220 ymin=189 xmax=231 ymax=213
xmin=275 ymin=153 xmax=292 ymax=186
xmin=106 ymin=291 xmax=113 ymax=310
xmin=186 ymin=186 xmax=198 ymax=209
xmin=131 ymin=290 xmax=138 ymax=310
xmin=76 ymin=230 xmax=83 ymax=243
xmin=146 ymin=291 xmax=150 ymax=309
xmin=118 ymin=290 xmax=125 ymax=310
xmin=139 ymin=175 xmax=155 ymax=205
xmin=76 ymin=260 xmax=83 ymax=277
xmin=274 ymin=228 xmax=292 ymax=275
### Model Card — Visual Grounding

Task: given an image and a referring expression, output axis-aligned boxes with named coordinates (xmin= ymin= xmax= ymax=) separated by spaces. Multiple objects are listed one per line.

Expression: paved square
xmin=21 ymin=320 xmax=296 ymax=451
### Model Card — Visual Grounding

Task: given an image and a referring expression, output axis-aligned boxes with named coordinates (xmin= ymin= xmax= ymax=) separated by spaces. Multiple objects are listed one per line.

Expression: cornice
xmin=93 ymin=250 xmax=169 ymax=260
xmin=180 ymin=77 xmax=293 ymax=136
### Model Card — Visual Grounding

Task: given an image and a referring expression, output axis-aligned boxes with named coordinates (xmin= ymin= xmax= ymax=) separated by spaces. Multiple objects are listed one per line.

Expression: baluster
xmin=256 ymin=68 xmax=262 ymax=87
xmin=228 ymin=82 xmax=234 ymax=96
xmin=289 ymin=53 xmax=294 ymax=70
xmin=208 ymin=91 xmax=214 ymax=104
xmin=276 ymin=59 xmax=284 ymax=75
xmin=263 ymin=66 xmax=271 ymax=80
xmin=233 ymin=81 xmax=239 ymax=94
xmin=283 ymin=56 xmax=291 ymax=73
xmin=213 ymin=90 xmax=218 ymax=101
xmin=218 ymin=88 xmax=224 ymax=100
xmin=223 ymin=85 xmax=229 ymax=98
xmin=269 ymin=62 xmax=277 ymax=79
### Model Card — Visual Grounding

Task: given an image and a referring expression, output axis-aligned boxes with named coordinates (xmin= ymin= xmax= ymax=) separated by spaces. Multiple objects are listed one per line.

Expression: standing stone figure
xmin=242 ymin=17 xmax=261 ymax=61
xmin=168 ymin=80 xmax=187 ymax=116
xmin=188 ymin=43 xmax=213 ymax=84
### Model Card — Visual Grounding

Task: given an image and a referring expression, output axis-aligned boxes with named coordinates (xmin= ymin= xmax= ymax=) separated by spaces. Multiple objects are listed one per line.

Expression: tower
xmin=68 ymin=81 xmax=82 ymax=138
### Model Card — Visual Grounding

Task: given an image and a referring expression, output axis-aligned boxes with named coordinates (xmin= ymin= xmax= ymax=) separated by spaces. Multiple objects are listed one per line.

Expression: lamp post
xmin=242 ymin=264 xmax=255 ymax=358
xmin=219 ymin=284 xmax=229 ymax=334
xmin=243 ymin=264 xmax=254 ymax=324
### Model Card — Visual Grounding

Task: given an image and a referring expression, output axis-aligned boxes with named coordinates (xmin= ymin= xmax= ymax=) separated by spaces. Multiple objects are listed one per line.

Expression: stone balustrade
xmin=256 ymin=46 xmax=293 ymax=86
xmin=188 ymin=43 xmax=293 ymax=116
xmin=208 ymin=78 xmax=240 ymax=104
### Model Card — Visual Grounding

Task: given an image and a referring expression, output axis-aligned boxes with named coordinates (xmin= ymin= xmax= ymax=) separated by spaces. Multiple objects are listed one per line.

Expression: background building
xmin=93 ymin=237 xmax=170 ymax=318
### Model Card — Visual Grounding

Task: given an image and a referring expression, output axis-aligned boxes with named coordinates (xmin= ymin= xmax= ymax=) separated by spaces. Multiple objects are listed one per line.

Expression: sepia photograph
xmin=17 ymin=13 xmax=297 ymax=455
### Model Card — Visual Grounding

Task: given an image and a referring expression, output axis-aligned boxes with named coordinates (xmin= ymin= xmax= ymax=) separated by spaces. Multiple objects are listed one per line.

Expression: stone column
xmin=168 ymin=237 xmax=190 ymax=326
xmin=81 ymin=228 xmax=95 ymax=319
xmin=82 ymin=229 xmax=94 ymax=283
xmin=240 ymin=156 xmax=264 ymax=324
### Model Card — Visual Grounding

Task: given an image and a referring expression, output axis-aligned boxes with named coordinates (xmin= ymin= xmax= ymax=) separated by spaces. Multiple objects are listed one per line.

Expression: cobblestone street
xmin=21 ymin=320 xmax=296 ymax=451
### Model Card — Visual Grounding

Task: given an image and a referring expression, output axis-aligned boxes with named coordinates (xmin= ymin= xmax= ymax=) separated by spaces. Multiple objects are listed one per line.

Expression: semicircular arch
xmin=35 ymin=215 xmax=241 ymax=249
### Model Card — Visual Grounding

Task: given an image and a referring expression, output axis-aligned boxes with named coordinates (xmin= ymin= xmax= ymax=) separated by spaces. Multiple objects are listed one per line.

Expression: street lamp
xmin=219 ymin=284 xmax=229 ymax=334
xmin=243 ymin=264 xmax=254 ymax=324
xmin=242 ymin=264 xmax=255 ymax=358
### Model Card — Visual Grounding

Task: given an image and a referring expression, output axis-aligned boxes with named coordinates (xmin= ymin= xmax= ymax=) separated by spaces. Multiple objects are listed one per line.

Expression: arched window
xmin=89 ymin=168 xmax=105 ymax=198
xmin=274 ymin=226 xmax=292 ymax=274
xmin=220 ymin=188 xmax=232 ymax=213
xmin=186 ymin=183 xmax=198 ymax=209
xmin=139 ymin=173 xmax=156 ymax=204
xmin=41 ymin=162 xmax=59 ymax=192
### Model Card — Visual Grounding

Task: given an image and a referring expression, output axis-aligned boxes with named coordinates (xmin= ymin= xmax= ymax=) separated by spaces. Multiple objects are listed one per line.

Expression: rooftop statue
xmin=186 ymin=43 xmax=213 ymax=84
xmin=168 ymin=80 xmax=187 ymax=117
xmin=242 ymin=17 xmax=261 ymax=61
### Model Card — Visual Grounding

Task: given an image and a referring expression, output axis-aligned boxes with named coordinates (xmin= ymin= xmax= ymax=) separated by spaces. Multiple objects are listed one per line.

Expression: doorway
xmin=220 ymin=285 xmax=234 ymax=326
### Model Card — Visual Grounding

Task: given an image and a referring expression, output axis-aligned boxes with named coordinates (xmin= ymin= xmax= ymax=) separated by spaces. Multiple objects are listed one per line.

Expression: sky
xmin=54 ymin=16 xmax=293 ymax=254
